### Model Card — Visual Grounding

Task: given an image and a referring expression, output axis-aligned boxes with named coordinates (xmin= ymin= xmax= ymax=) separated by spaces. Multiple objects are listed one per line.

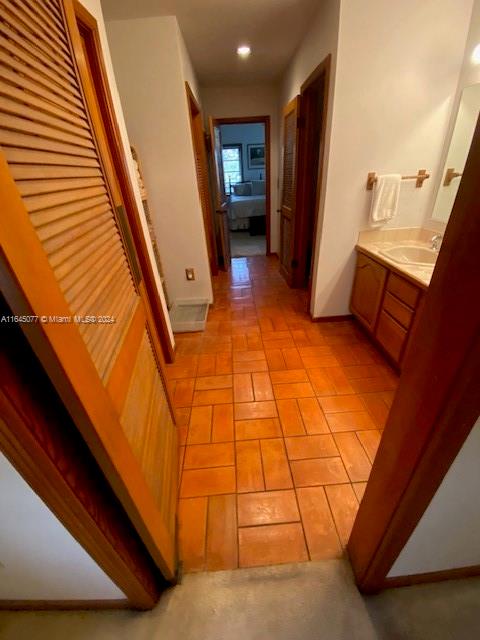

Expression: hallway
xmin=167 ymin=256 xmax=398 ymax=572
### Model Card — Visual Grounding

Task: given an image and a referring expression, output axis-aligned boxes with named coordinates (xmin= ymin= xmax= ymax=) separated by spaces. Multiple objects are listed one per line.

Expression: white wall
xmin=177 ymin=26 xmax=201 ymax=103
xmin=0 ymin=453 xmax=124 ymax=600
xmin=388 ymin=418 xmax=480 ymax=577
xmin=220 ymin=123 xmax=266 ymax=182
xmin=78 ymin=0 xmax=174 ymax=346
xmin=281 ymin=0 xmax=472 ymax=317
xmin=106 ymin=16 xmax=213 ymax=304
xmin=201 ymin=85 xmax=280 ymax=252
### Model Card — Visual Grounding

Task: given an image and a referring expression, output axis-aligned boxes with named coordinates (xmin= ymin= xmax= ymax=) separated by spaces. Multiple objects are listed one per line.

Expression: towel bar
xmin=366 ymin=169 xmax=430 ymax=190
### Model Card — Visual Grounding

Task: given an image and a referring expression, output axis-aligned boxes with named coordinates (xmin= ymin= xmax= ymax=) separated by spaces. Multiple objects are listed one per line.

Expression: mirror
xmin=431 ymin=83 xmax=480 ymax=223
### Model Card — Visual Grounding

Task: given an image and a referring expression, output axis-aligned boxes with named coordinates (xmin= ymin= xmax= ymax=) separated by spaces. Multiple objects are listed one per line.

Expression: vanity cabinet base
xmin=350 ymin=252 xmax=424 ymax=369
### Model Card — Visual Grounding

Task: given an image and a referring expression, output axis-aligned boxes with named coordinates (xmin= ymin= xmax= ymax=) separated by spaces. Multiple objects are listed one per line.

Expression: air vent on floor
xmin=169 ymin=299 xmax=209 ymax=332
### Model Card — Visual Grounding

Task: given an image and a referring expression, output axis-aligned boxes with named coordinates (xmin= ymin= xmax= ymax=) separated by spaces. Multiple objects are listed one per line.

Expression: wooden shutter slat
xmin=38 ymin=207 xmax=109 ymax=253
xmin=51 ymin=219 xmax=114 ymax=271
xmin=0 ymin=129 xmax=98 ymax=158
xmin=3 ymin=147 xmax=100 ymax=167
xmin=0 ymin=95 xmax=92 ymax=141
xmin=37 ymin=204 xmax=110 ymax=242
xmin=76 ymin=257 xmax=127 ymax=322
xmin=0 ymin=113 xmax=95 ymax=149
xmin=13 ymin=0 xmax=71 ymax=56
xmin=83 ymin=284 xmax=137 ymax=379
xmin=62 ymin=235 xmax=121 ymax=298
xmin=11 ymin=164 xmax=101 ymax=180
xmin=96 ymin=301 xmax=138 ymax=380
xmin=90 ymin=280 xmax=136 ymax=368
xmin=30 ymin=193 xmax=108 ymax=226
xmin=64 ymin=258 xmax=131 ymax=328
xmin=0 ymin=17 xmax=77 ymax=93
xmin=0 ymin=6 xmax=77 ymax=83
xmin=0 ymin=48 xmax=86 ymax=116
xmin=7 ymin=0 xmax=72 ymax=61
xmin=44 ymin=0 xmax=63 ymax=22
xmin=17 ymin=176 xmax=104 ymax=197
xmin=57 ymin=236 xmax=125 ymax=299
xmin=40 ymin=207 xmax=111 ymax=248
xmin=23 ymin=185 xmax=106 ymax=213
xmin=30 ymin=0 xmax=66 ymax=37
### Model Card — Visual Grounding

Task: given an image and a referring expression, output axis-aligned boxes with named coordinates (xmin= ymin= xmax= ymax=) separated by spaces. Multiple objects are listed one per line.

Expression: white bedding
xmin=228 ymin=195 xmax=266 ymax=230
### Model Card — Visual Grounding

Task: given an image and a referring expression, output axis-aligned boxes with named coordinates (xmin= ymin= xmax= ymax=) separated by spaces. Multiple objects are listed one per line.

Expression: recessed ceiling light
xmin=472 ymin=43 xmax=480 ymax=65
xmin=237 ymin=45 xmax=251 ymax=58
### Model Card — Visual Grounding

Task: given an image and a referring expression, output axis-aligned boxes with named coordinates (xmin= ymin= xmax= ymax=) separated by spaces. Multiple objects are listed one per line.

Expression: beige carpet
xmin=1 ymin=560 xmax=479 ymax=640
xmin=230 ymin=231 xmax=266 ymax=257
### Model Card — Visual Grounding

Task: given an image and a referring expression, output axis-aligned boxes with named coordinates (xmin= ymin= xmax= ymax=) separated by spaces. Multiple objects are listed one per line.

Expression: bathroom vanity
xmin=351 ymin=79 xmax=480 ymax=370
xmin=350 ymin=231 xmax=435 ymax=369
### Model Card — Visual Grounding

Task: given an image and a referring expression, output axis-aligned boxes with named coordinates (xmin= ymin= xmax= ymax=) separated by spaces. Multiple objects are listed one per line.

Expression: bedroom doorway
xmin=209 ymin=116 xmax=271 ymax=262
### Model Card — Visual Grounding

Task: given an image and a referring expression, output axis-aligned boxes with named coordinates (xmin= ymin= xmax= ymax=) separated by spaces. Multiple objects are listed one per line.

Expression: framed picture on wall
xmin=247 ymin=143 xmax=265 ymax=169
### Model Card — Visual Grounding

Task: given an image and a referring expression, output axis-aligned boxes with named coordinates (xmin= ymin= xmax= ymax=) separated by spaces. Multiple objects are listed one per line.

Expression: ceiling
xmin=101 ymin=0 xmax=321 ymax=86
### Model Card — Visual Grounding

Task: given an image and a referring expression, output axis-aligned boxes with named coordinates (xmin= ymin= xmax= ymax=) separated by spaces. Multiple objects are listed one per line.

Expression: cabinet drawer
xmin=382 ymin=291 xmax=413 ymax=329
xmin=387 ymin=273 xmax=420 ymax=309
xmin=376 ymin=310 xmax=407 ymax=362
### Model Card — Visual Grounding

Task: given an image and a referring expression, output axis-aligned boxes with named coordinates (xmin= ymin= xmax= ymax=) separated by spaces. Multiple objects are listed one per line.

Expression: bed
xmin=227 ymin=180 xmax=266 ymax=231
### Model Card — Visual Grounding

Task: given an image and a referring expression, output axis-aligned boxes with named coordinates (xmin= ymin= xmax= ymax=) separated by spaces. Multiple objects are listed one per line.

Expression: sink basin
xmin=380 ymin=245 xmax=437 ymax=267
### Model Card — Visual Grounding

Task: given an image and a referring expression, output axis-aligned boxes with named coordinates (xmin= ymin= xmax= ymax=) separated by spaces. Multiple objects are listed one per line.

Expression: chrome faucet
xmin=431 ymin=234 xmax=443 ymax=251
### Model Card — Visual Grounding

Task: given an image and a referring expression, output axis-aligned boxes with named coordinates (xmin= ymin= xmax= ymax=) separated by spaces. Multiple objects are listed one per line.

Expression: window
xmin=222 ymin=144 xmax=243 ymax=192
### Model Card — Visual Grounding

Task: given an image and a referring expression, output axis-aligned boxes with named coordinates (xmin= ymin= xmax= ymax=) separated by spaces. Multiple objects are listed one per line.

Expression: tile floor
xmin=166 ymin=256 xmax=398 ymax=573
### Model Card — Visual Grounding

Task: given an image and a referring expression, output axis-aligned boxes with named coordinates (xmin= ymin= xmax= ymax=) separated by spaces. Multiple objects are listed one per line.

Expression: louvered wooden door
xmin=279 ymin=96 xmax=300 ymax=285
xmin=186 ymin=83 xmax=218 ymax=276
xmin=0 ymin=0 xmax=177 ymax=581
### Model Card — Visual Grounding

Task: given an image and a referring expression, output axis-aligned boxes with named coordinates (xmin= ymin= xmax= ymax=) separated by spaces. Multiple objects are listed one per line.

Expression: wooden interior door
xmin=185 ymin=83 xmax=218 ymax=276
xmin=0 ymin=0 xmax=177 ymax=582
xmin=279 ymin=96 xmax=300 ymax=284
xmin=209 ymin=118 xmax=231 ymax=270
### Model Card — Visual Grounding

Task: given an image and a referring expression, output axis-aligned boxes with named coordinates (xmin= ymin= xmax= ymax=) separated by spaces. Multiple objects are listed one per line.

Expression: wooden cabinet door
xmin=279 ymin=96 xmax=300 ymax=285
xmin=0 ymin=0 xmax=177 ymax=582
xmin=350 ymin=254 xmax=387 ymax=331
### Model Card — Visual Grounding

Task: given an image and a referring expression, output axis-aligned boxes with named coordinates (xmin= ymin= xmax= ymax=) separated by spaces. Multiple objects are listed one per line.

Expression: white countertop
xmin=356 ymin=240 xmax=436 ymax=288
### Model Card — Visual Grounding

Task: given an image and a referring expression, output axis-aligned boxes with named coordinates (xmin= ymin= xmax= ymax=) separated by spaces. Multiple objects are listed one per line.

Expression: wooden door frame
xmin=348 ymin=116 xmax=480 ymax=593
xmin=185 ymin=82 xmax=218 ymax=276
xmin=295 ymin=55 xmax=331 ymax=305
xmin=70 ymin=0 xmax=174 ymax=364
xmin=210 ymin=115 xmax=272 ymax=256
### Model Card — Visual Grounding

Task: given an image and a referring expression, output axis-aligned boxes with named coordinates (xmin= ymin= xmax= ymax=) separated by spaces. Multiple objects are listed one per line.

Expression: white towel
xmin=369 ymin=174 xmax=401 ymax=225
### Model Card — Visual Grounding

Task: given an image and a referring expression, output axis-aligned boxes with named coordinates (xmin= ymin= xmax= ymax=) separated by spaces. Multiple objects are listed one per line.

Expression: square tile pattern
xmin=169 ymin=256 xmax=398 ymax=572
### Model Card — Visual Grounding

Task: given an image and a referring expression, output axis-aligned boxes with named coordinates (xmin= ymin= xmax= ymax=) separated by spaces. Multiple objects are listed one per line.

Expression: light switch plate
xmin=185 ymin=268 xmax=195 ymax=281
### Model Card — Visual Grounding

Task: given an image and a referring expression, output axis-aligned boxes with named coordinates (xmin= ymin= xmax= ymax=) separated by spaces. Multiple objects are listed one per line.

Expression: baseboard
xmin=0 ymin=599 xmax=131 ymax=611
xmin=267 ymin=251 xmax=278 ymax=257
xmin=310 ymin=313 xmax=353 ymax=323
xmin=384 ymin=565 xmax=480 ymax=589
